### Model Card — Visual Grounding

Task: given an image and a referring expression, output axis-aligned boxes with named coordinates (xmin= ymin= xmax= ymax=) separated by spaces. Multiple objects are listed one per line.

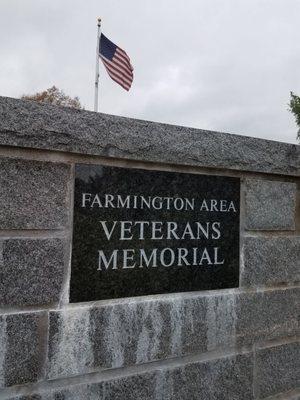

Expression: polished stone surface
xmin=70 ymin=164 xmax=240 ymax=302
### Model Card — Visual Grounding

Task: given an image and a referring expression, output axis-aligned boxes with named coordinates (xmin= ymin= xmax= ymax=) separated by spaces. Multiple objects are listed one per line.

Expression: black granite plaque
xmin=70 ymin=164 xmax=240 ymax=303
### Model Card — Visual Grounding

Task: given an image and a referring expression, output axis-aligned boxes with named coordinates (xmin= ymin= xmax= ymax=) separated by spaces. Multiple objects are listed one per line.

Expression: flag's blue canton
xmin=100 ymin=34 xmax=117 ymax=60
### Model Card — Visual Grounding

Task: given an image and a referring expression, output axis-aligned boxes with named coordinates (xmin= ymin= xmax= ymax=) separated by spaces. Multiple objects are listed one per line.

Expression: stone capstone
xmin=0 ymin=96 xmax=299 ymax=176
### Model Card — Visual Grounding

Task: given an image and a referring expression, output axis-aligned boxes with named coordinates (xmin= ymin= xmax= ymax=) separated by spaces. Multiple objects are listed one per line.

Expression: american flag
xmin=99 ymin=34 xmax=134 ymax=91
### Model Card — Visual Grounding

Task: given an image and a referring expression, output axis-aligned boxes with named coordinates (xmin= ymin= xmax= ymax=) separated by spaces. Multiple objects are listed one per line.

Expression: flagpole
xmin=94 ymin=17 xmax=101 ymax=112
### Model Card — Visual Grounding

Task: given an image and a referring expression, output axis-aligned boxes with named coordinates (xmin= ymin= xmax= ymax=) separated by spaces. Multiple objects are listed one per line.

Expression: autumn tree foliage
xmin=21 ymin=85 xmax=83 ymax=109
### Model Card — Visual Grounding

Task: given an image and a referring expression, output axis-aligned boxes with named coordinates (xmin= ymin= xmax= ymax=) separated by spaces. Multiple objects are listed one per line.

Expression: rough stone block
xmin=236 ymin=288 xmax=299 ymax=346
xmin=256 ymin=341 xmax=300 ymax=398
xmin=0 ymin=238 xmax=66 ymax=307
xmin=90 ymin=295 xmax=210 ymax=370
xmin=0 ymin=158 xmax=70 ymax=229
xmin=242 ymin=236 xmax=300 ymax=286
xmin=9 ymin=374 xmax=156 ymax=400
xmin=47 ymin=295 xmax=208 ymax=378
xmin=15 ymin=353 xmax=254 ymax=399
xmin=8 ymin=396 xmax=52 ymax=400
xmin=96 ymin=372 xmax=156 ymax=400
xmin=7 ymin=396 xmax=44 ymax=400
xmin=0 ymin=312 xmax=45 ymax=388
xmin=160 ymin=353 xmax=253 ymax=400
xmin=7 ymin=392 xmax=45 ymax=400
xmin=47 ymin=308 xmax=94 ymax=379
xmin=47 ymin=288 xmax=298 ymax=380
xmin=245 ymin=179 xmax=296 ymax=230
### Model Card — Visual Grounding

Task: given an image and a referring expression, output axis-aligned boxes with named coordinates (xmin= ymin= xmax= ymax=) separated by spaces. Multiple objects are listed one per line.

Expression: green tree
xmin=21 ymin=85 xmax=83 ymax=109
xmin=289 ymin=91 xmax=300 ymax=140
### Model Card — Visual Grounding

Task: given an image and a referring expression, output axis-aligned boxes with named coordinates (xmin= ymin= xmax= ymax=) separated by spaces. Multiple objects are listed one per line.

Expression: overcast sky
xmin=0 ymin=0 xmax=299 ymax=143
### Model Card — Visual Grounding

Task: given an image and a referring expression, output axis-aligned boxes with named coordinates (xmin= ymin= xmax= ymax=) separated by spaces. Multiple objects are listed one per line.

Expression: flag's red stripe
xmin=102 ymin=56 xmax=133 ymax=82
xmin=105 ymin=67 xmax=130 ymax=90
xmin=103 ymin=61 xmax=133 ymax=83
xmin=109 ymin=74 xmax=130 ymax=91
xmin=114 ymin=53 xmax=133 ymax=73
xmin=101 ymin=54 xmax=133 ymax=79
xmin=116 ymin=47 xmax=131 ymax=64
xmin=112 ymin=55 xmax=133 ymax=76
xmin=101 ymin=58 xmax=132 ymax=90
xmin=115 ymin=49 xmax=133 ymax=70
xmin=105 ymin=66 xmax=132 ymax=89
xmin=102 ymin=59 xmax=133 ymax=82
xmin=115 ymin=54 xmax=132 ymax=72
xmin=101 ymin=58 xmax=133 ymax=86
xmin=107 ymin=70 xmax=131 ymax=91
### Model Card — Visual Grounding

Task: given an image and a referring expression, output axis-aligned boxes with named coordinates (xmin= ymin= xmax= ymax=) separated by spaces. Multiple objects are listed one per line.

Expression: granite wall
xmin=0 ymin=96 xmax=299 ymax=400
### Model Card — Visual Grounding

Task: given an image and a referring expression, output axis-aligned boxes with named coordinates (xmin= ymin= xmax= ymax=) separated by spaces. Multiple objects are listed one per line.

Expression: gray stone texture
xmin=256 ymin=341 xmax=300 ymax=398
xmin=11 ymin=353 xmax=253 ymax=400
xmin=159 ymin=353 xmax=253 ymax=400
xmin=0 ymin=158 xmax=70 ymax=229
xmin=273 ymin=394 xmax=300 ymax=400
xmin=0 ymin=238 xmax=66 ymax=306
xmin=0 ymin=96 xmax=299 ymax=399
xmin=0 ymin=312 xmax=45 ymax=388
xmin=0 ymin=96 xmax=299 ymax=176
xmin=47 ymin=295 xmax=208 ymax=379
xmin=235 ymin=288 xmax=299 ymax=346
xmin=7 ymin=396 xmax=48 ymax=400
xmin=245 ymin=179 xmax=297 ymax=230
xmin=47 ymin=288 xmax=299 ymax=379
xmin=242 ymin=236 xmax=300 ymax=286
xmin=290 ymin=396 xmax=300 ymax=400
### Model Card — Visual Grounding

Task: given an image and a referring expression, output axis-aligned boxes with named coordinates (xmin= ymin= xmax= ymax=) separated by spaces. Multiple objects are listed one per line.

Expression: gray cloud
xmin=0 ymin=0 xmax=299 ymax=143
